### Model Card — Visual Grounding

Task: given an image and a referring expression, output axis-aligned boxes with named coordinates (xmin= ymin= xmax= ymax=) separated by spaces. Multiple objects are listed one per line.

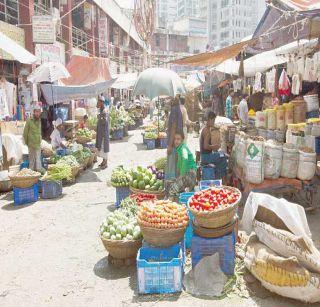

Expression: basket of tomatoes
xmin=188 ymin=186 xmax=241 ymax=229
xmin=137 ymin=200 xmax=189 ymax=247
xmin=130 ymin=193 xmax=157 ymax=205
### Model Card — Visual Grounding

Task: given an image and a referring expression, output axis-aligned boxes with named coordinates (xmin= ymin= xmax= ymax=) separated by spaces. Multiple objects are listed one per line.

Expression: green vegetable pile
xmin=120 ymin=197 xmax=138 ymax=216
xmin=49 ymin=154 xmax=61 ymax=164
xmin=72 ymin=148 xmax=91 ymax=164
xmin=57 ymin=155 xmax=79 ymax=168
xmin=144 ymin=131 xmax=158 ymax=139
xmin=87 ymin=116 xmax=97 ymax=129
xmin=99 ymin=208 xmax=142 ymax=241
xmin=155 ymin=157 xmax=167 ymax=171
xmin=130 ymin=166 xmax=164 ymax=191
xmin=45 ymin=163 xmax=72 ymax=181
xmin=76 ymin=128 xmax=92 ymax=138
xmin=111 ymin=166 xmax=131 ymax=187
xmin=110 ymin=107 xmax=126 ymax=132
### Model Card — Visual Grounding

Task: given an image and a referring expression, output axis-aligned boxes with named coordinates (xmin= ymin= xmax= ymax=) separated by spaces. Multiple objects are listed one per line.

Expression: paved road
xmin=0 ymin=128 xmax=318 ymax=306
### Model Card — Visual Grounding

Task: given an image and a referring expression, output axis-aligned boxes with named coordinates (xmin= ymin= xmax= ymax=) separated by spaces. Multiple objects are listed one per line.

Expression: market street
xmin=1 ymin=128 xmax=319 ymax=307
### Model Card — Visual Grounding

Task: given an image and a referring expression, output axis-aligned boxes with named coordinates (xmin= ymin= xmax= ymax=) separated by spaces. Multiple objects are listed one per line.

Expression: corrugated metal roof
xmin=93 ymin=0 xmax=145 ymax=48
xmin=279 ymin=0 xmax=320 ymax=11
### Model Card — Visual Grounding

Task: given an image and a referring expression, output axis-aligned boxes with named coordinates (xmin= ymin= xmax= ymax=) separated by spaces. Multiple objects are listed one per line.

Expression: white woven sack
xmin=236 ymin=138 xmax=246 ymax=169
xmin=304 ymin=94 xmax=319 ymax=112
xmin=264 ymin=142 xmax=282 ymax=179
xmin=256 ymin=111 xmax=267 ymax=129
xmin=253 ymin=219 xmax=320 ymax=274
xmin=245 ymin=235 xmax=320 ymax=303
xmin=245 ymin=139 xmax=264 ymax=184
xmin=297 ymin=150 xmax=316 ymax=181
xmin=281 ymin=145 xmax=298 ymax=178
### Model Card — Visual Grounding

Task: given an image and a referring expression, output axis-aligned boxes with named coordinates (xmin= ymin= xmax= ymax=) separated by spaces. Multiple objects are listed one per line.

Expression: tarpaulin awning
xmin=170 ymin=39 xmax=254 ymax=67
xmin=0 ymin=31 xmax=37 ymax=64
xmin=111 ymin=72 xmax=138 ymax=89
xmin=250 ymin=0 xmax=320 ymax=53
xmin=60 ymin=55 xmax=112 ymax=86
xmin=41 ymin=55 xmax=115 ymax=104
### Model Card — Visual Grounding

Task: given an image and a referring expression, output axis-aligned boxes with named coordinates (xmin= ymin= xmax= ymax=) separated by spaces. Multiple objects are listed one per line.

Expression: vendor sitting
xmin=200 ymin=111 xmax=227 ymax=171
xmin=79 ymin=114 xmax=88 ymax=129
xmin=50 ymin=118 xmax=66 ymax=150
xmin=169 ymin=131 xmax=197 ymax=199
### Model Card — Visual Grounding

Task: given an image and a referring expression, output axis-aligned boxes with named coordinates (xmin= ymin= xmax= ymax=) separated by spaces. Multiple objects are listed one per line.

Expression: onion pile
xmin=138 ymin=200 xmax=189 ymax=229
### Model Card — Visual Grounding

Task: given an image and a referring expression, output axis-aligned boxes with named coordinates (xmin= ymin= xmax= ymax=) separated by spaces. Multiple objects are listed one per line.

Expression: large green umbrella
xmin=133 ymin=67 xmax=186 ymax=99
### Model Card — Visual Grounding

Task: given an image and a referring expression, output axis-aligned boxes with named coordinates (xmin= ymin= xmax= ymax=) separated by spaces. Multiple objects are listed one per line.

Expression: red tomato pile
xmin=189 ymin=187 xmax=240 ymax=212
xmin=130 ymin=193 xmax=157 ymax=205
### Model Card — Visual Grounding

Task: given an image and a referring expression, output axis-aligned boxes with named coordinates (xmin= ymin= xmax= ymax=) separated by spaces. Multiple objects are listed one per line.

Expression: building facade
xmin=206 ymin=0 xmax=266 ymax=49
xmin=156 ymin=0 xmax=178 ymax=28
xmin=0 ymin=0 xmax=146 ymax=75
xmin=177 ymin=0 xmax=200 ymax=18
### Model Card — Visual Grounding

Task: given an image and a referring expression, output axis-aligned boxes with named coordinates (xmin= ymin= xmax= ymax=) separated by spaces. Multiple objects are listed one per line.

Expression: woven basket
xmin=130 ymin=186 xmax=165 ymax=199
xmin=140 ymin=226 xmax=186 ymax=247
xmin=9 ymin=174 xmax=41 ymax=189
xmin=188 ymin=186 xmax=241 ymax=229
xmin=100 ymin=237 xmax=142 ymax=259
xmin=71 ymin=166 xmax=79 ymax=178
xmin=0 ymin=179 xmax=12 ymax=192
xmin=42 ymin=148 xmax=53 ymax=158
xmin=76 ymin=136 xmax=92 ymax=144
xmin=192 ymin=216 xmax=237 ymax=238
xmin=87 ymin=154 xmax=94 ymax=167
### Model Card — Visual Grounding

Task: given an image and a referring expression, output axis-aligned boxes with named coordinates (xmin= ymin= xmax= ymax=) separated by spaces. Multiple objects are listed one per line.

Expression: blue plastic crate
xmin=199 ymin=180 xmax=222 ymax=190
xmin=112 ymin=129 xmax=124 ymax=140
xmin=115 ymin=186 xmax=130 ymax=208
xmin=56 ymin=148 xmax=69 ymax=156
xmin=41 ymin=180 xmax=62 ymax=199
xmin=191 ymin=231 xmax=236 ymax=275
xmin=315 ymin=137 xmax=320 ymax=154
xmin=306 ymin=110 xmax=319 ymax=119
xmin=137 ymin=245 xmax=183 ymax=294
xmin=179 ymin=192 xmax=195 ymax=249
xmin=159 ymin=138 xmax=168 ymax=149
xmin=13 ymin=184 xmax=39 ymax=205
xmin=145 ymin=139 xmax=156 ymax=150
xmin=142 ymin=240 xmax=186 ymax=267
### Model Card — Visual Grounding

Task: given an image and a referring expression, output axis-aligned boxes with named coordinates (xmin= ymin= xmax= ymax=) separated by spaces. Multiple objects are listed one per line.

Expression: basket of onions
xmin=137 ymin=200 xmax=189 ymax=247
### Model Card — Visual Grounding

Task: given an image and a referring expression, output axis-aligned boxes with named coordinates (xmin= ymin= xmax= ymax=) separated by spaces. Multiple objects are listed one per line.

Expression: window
xmin=221 ymin=21 xmax=229 ymax=28
xmin=0 ymin=0 xmax=19 ymax=25
xmin=221 ymin=0 xmax=229 ymax=8
xmin=155 ymin=35 xmax=160 ymax=47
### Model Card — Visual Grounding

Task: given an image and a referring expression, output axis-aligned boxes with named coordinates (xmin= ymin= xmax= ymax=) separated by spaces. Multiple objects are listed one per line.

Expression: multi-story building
xmin=0 ymin=0 xmax=146 ymax=76
xmin=156 ymin=0 xmax=178 ymax=28
xmin=177 ymin=0 xmax=200 ymax=18
xmin=206 ymin=0 xmax=266 ymax=49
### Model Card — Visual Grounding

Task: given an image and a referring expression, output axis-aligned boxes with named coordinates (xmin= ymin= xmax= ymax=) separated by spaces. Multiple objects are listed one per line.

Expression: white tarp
xmin=241 ymin=192 xmax=312 ymax=239
xmin=212 ymin=39 xmax=318 ymax=77
xmin=0 ymin=31 xmax=37 ymax=64
xmin=111 ymin=72 xmax=138 ymax=89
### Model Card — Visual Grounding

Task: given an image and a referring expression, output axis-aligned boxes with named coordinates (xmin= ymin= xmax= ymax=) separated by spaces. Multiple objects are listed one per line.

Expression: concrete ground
xmin=0 ymin=128 xmax=319 ymax=306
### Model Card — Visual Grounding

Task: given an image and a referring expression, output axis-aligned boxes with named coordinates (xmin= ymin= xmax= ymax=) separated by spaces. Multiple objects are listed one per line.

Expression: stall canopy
xmin=111 ymin=72 xmax=138 ymax=89
xmin=249 ymin=0 xmax=320 ymax=53
xmin=170 ymin=40 xmax=254 ymax=67
xmin=40 ymin=56 xmax=115 ymax=104
xmin=0 ymin=31 xmax=37 ymax=64
xmin=213 ymin=39 xmax=318 ymax=77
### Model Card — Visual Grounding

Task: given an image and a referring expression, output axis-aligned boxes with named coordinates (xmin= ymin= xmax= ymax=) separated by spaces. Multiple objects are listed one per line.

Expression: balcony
xmin=72 ymin=26 xmax=89 ymax=52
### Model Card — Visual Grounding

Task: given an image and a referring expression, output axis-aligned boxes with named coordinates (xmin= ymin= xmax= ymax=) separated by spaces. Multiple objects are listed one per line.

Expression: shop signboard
xmin=99 ymin=17 xmax=108 ymax=57
xmin=35 ymin=42 xmax=65 ymax=65
xmin=83 ymin=3 xmax=92 ymax=30
xmin=32 ymin=15 xmax=55 ymax=44
xmin=0 ymin=21 xmax=25 ymax=61
xmin=72 ymin=47 xmax=89 ymax=57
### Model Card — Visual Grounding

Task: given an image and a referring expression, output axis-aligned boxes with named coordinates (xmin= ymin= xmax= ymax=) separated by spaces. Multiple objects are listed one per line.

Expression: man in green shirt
xmin=169 ymin=131 xmax=197 ymax=199
xmin=23 ymin=103 xmax=42 ymax=171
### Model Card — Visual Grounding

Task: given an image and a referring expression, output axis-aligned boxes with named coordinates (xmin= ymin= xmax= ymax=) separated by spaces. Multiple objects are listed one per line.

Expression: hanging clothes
xmin=287 ymin=58 xmax=294 ymax=77
xmin=314 ymin=52 xmax=320 ymax=82
xmin=253 ymin=72 xmax=262 ymax=92
xmin=291 ymin=74 xmax=301 ymax=95
xmin=3 ymin=81 xmax=17 ymax=117
xmin=0 ymin=88 xmax=9 ymax=118
xmin=278 ymin=69 xmax=291 ymax=97
xmin=295 ymin=57 xmax=305 ymax=77
xmin=303 ymin=57 xmax=317 ymax=82
xmin=266 ymin=68 xmax=276 ymax=93
xmin=233 ymin=78 xmax=242 ymax=92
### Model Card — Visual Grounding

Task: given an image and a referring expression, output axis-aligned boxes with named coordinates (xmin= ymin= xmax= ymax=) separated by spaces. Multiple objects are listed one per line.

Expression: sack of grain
xmin=281 ymin=144 xmax=299 ymax=178
xmin=284 ymin=103 xmax=294 ymax=126
xmin=253 ymin=219 xmax=320 ymax=274
xmin=245 ymin=139 xmax=265 ymax=184
xmin=245 ymin=235 xmax=320 ymax=303
xmin=256 ymin=111 xmax=267 ymax=128
xmin=276 ymin=106 xmax=285 ymax=131
xmin=304 ymin=94 xmax=319 ymax=112
xmin=236 ymin=136 xmax=247 ymax=169
xmin=264 ymin=141 xmax=282 ymax=179
xmin=267 ymin=109 xmax=276 ymax=130
xmin=297 ymin=148 xmax=316 ymax=181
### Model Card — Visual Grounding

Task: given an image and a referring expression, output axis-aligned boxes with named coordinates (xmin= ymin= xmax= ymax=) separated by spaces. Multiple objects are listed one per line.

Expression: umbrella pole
xmin=51 ymin=82 xmax=55 ymax=117
xmin=157 ymin=96 xmax=160 ymax=135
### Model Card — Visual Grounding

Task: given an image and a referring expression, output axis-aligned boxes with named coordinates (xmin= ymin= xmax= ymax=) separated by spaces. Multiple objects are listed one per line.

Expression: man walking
xmin=23 ymin=102 xmax=42 ymax=171
xmin=237 ymin=94 xmax=249 ymax=125
xmin=225 ymin=90 xmax=234 ymax=120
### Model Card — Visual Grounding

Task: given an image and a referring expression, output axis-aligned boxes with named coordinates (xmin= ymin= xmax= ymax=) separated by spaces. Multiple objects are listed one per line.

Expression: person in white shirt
xmin=237 ymin=94 xmax=249 ymax=125
xmin=50 ymin=118 xmax=65 ymax=150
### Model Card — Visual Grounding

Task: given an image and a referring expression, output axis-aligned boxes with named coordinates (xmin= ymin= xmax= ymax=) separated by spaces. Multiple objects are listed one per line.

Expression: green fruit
xmin=144 ymin=176 xmax=150 ymax=184
xmin=138 ymin=181 xmax=145 ymax=190
xmin=110 ymin=226 xmax=116 ymax=235
xmin=111 ymin=234 xmax=116 ymax=240
xmin=116 ymin=233 xmax=122 ymax=240
xmin=145 ymin=185 xmax=150 ymax=190
xmin=133 ymin=180 xmax=138 ymax=188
